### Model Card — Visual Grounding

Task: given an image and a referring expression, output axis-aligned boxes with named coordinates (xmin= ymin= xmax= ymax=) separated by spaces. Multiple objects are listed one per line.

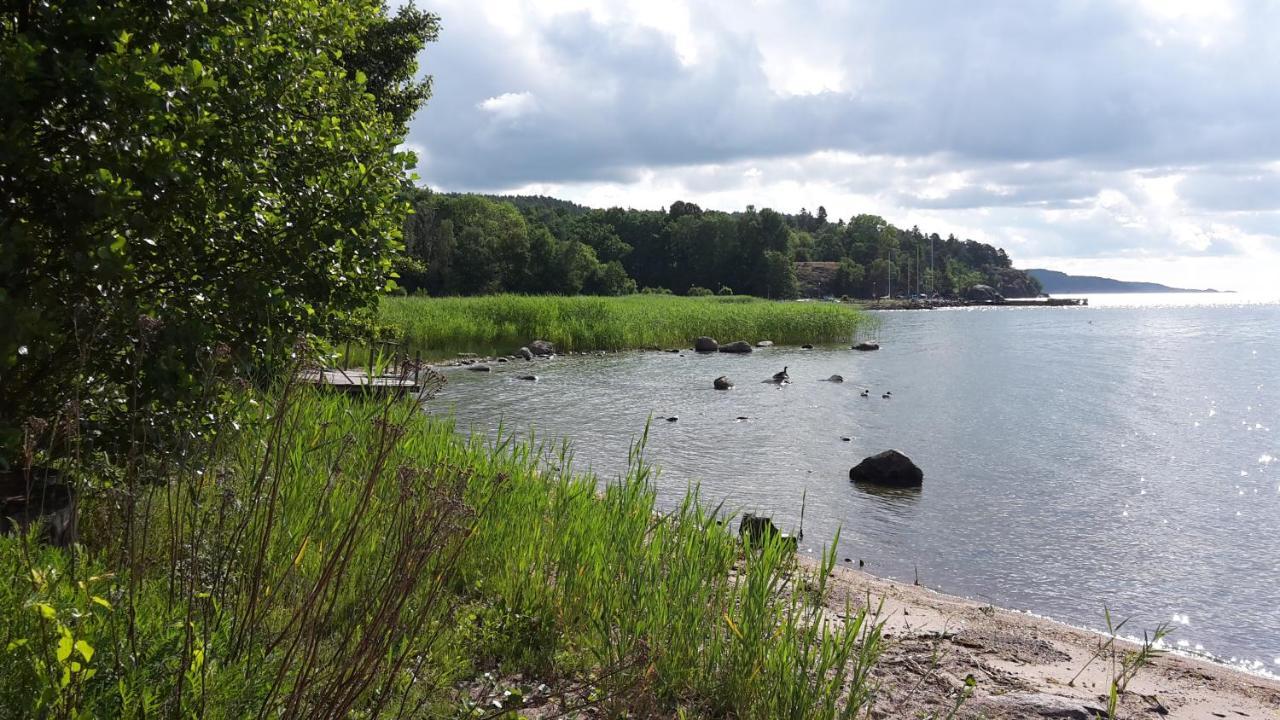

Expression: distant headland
xmin=1027 ymin=268 xmax=1228 ymax=294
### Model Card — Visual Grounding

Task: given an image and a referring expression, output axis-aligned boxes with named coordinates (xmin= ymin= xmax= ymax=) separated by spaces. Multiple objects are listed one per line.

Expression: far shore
xmin=799 ymin=556 xmax=1280 ymax=719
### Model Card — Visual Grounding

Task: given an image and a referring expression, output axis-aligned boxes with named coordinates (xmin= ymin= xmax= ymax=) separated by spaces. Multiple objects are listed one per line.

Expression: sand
xmin=812 ymin=559 xmax=1280 ymax=719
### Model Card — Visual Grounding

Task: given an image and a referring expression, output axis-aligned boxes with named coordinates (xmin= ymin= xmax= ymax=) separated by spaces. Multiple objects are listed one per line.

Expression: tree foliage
xmin=0 ymin=0 xmax=437 ymax=456
xmin=402 ymin=192 xmax=1040 ymax=302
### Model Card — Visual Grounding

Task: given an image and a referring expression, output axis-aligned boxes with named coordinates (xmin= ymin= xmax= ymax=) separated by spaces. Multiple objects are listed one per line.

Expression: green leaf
xmin=33 ymin=603 xmax=56 ymax=620
xmin=75 ymin=640 xmax=94 ymax=662
xmin=355 ymin=70 xmax=367 ymax=85
xmin=56 ymin=629 xmax=73 ymax=662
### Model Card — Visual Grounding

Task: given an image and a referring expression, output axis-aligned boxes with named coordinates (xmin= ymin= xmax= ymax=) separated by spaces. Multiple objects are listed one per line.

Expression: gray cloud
xmin=399 ymin=1 xmax=1280 ymax=290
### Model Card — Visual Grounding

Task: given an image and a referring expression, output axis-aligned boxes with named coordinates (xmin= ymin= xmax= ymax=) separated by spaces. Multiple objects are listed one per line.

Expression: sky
xmin=401 ymin=0 xmax=1280 ymax=293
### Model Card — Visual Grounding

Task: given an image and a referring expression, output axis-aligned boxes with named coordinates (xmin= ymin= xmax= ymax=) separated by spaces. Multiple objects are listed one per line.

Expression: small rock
xmin=694 ymin=336 xmax=719 ymax=352
xmin=756 ymin=340 xmax=774 ymax=347
xmin=497 ymin=357 xmax=508 ymax=363
xmin=516 ymin=375 xmax=537 ymax=381
xmin=666 ymin=348 xmax=680 ymax=353
xmin=518 ymin=347 xmax=534 ymax=361
xmin=467 ymin=365 xmax=491 ymax=372
xmin=735 ymin=416 xmax=750 ymax=421
xmin=826 ymin=374 xmax=844 ymax=382
xmin=718 ymin=340 xmax=753 ymax=354
xmin=841 ymin=436 xmax=852 ymax=441
xmin=853 ymin=341 xmax=880 ymax=351
xmin=713 ymin=376 xmax=734 ymax=390
xmin=528 ymin=340 xmax=555 ymax=356
xmin=849 ymin=450 xmax=923 ymax=488
xmin=801 ymin=343 xmax=814 ymax=349
xmin=666 ymin=416 xmax=678 ymax=422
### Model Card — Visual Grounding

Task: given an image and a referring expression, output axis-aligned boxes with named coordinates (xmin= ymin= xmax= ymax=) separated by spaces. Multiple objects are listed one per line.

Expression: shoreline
xmin=799 ymin=556 xmax=1280 ymax=718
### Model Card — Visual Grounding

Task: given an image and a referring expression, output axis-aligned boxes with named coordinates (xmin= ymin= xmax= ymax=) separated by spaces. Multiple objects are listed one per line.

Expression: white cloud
xmin=477 ymin=91 xmax=538 ymax=120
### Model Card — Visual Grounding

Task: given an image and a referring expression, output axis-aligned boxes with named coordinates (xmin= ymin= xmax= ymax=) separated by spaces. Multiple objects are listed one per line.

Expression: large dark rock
xmin=694 ymin=336 xmax=719 ymax=352
xmin=713 ymin=376 xmax=734 ymax=390
xmin=718 ymin=340 xmax=753 ymax=354
xmin=849 ymin=450 xmax=923 ymax=488
xmin=853 ymin=341 xmax=880 ymax=351
xmin=518 ymin=347 xmax=534 ymax=360
xmin=965 ymin=284 xmax=1005 ymax=303
xmin=528 ymin=340 xmax=555 ymax=356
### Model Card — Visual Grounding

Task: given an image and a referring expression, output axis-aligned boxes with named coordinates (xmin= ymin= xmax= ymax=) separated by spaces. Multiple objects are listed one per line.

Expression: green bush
xmin=687 ymin=285 xmax=714 ymax=297
xmin=0 ymin=0 xmax=436 ymax=459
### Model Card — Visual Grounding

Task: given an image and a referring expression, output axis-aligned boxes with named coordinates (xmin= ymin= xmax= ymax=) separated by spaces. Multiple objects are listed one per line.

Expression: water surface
xmin=428 ymin=293 xmax=1280 ymax=673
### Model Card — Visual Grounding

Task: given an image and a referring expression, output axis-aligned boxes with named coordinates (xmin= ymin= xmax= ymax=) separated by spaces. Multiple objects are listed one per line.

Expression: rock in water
xmin=853 ymin=341 xmax=880 ymax=351
xmin=467 ymin=365 xmax=491 ymax=372
xmin=518 ymin=346 xmax=534 ymax=360
xmin=528 ymin=340 xmax=555 ymax=356
xmin=826 ymin=374 xmax=844 ymax=382
xmin=713 ymin=376 xmax=734 ymax=390
xmin=756 ymin=340 xmax=773 ymax=347
xmin=516 ymin=375 xmax=537 ymax=381
xmin=694 ymin=336 xmax=719 ymax=352
xmin=801 ymin=343 xmax=814 ymax=349
xmin=718 ymin=340 xmax=753 ymax=353
xmin=849 ymin=450 xmax=923 ymax=488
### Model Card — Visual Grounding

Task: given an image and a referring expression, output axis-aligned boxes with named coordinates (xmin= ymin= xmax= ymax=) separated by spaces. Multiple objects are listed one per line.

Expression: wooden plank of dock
xmin=299 ymin=369 xmax=422 ymax=395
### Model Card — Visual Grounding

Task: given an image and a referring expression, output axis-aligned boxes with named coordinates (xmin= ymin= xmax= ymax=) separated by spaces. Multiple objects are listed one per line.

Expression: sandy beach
xmin=811 ymin=560 xmax=1280 ymax=719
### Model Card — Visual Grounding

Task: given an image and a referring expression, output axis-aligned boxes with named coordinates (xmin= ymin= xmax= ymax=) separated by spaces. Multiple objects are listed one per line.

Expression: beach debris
xmin=849 ymin=449 xmax=924 ymax=488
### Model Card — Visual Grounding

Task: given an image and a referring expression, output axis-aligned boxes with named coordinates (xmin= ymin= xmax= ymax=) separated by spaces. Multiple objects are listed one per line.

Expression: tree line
xmin=398 ymin=191 xmax=1042 ymax=299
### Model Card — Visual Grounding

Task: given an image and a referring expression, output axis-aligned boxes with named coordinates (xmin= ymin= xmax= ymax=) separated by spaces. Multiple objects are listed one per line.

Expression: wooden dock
xmin=299 ymin=369 xmax=424 ymax=395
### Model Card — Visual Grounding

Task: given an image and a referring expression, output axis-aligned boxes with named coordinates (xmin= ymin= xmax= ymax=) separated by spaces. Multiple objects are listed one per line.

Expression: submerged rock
xmin=516 ymin=375 xmax=538 ymax=381
xmin=713 ymin=376 xmax=734 ymax=390
xmin=719 ymin=340 xmax=753 ymax=354
xmin=467 ymin=365 xmax=491 ymax=372
xmin=826 ymin=374 xmax=844 ymax=382
xmin=801 ymin=343 xmax=814 ymax=349
xmin=694 ymin=336 xmax=719 ymax=352
xmin=853 ymin=341 xmax=880 ymax=351
xmin=528 ymin=340 xmax=555 ymax=356
xmin=849 ymin=450 xmax=923 ymax=488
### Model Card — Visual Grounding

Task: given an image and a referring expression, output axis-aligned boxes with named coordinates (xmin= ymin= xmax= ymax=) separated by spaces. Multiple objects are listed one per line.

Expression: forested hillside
xmin=398 ymin=189 xmax=1042 ymax=299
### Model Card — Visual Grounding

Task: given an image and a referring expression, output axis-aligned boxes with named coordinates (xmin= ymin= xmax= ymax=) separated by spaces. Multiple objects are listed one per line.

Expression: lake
xmin=427 ymin=293 xmax=1280 ymax=674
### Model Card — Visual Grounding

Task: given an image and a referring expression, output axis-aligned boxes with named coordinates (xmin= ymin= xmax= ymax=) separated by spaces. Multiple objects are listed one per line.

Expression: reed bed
xmin=379 ymin=294 xmax=870 ymax=358
xmin=1 ymin=385 xmax=884 ymax=718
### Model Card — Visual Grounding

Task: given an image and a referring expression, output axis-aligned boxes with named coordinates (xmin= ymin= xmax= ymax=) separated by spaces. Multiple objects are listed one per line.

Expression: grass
xmin=377 ymin=294 xmax=871 ymax=359
xmin=2 ymin=377 xmax=885 ymax=718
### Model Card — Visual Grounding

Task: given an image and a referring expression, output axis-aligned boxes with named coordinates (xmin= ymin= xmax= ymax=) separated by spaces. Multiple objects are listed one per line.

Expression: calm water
xmin=427 ymin=294 xmax=1280 ymax=673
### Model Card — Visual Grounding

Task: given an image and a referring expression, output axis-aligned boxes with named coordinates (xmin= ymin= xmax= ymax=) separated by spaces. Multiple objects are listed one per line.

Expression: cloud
xmin=477 ymin=91 xmax=538 ymax=120
xmin=400 ymin=0 xmax=1280 ymax=292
